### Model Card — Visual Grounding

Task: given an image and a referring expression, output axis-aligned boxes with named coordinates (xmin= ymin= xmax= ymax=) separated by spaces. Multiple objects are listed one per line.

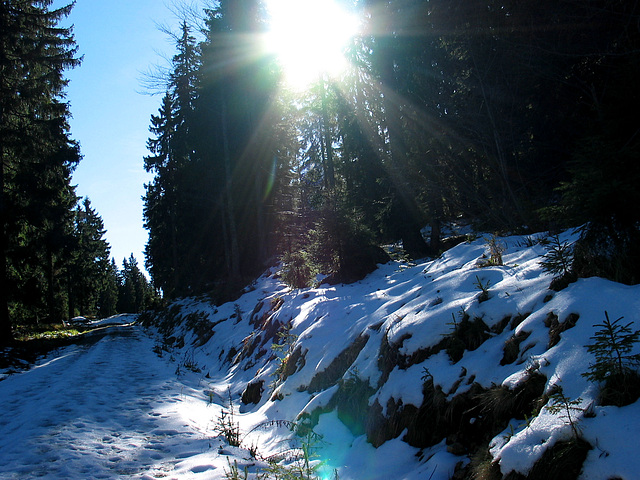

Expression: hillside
xmin=140 ymin=230 xmax=640 ymax=479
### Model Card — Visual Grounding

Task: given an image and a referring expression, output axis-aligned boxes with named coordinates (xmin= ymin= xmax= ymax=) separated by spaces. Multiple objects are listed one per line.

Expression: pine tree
xmin=143 ymin=20 xmax=200 ymax=297
xmin=97 ymin=258 xmax=120 ymax=318
xmin=144 ymin=92 xmax=179 ymax=297
xmin=0 ymin=0 xmax=81 ymax=342
xmin=118 ymin=255 xmax=147 ymax=313
xmin=67 ymin=198 xmax=111 ymax=317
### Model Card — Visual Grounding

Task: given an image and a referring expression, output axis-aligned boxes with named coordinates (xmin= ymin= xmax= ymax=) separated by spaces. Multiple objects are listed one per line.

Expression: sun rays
xmin=263 ymin=0 xmax=361 ymax=89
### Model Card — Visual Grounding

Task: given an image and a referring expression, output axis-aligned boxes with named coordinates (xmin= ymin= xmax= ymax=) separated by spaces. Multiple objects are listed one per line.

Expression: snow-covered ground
xmin=0 ymin=322 xmax=246 ymax=479
xmin=1 ymin=230 xmax=639 ymax=479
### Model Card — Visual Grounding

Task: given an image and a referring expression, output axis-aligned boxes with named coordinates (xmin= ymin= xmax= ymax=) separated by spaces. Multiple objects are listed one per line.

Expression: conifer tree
xmin=67 ymin=198 xmax=111 ymax=317
xmin=0 ymin=0 xmax=81 ymax=342
xmin=118 ymin=254 xmax=155 ymax=313
xmin=98 ymin=258 xmax=120 ymax=318
xmin=143 ymin=21 xmax=200 ymax=298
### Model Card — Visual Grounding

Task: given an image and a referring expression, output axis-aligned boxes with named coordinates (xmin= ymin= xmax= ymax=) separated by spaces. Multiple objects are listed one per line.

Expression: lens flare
xmin=264 ymin=0 xmax=360 ymax=89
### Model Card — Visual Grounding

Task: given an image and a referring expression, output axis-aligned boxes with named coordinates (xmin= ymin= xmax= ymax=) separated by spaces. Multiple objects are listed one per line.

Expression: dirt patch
xmin=545 ymin=312 xmax=580 ymax=348
xmin=501 ymin=331 xmax=532 ymax=365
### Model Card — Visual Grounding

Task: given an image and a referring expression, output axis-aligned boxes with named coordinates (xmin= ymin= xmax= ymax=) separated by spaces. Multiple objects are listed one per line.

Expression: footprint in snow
xmin=191 ymin=464 xmax=216 ymax=473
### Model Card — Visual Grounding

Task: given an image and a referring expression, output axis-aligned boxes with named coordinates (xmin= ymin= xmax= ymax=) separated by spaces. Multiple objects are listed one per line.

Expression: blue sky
xmin=55 ymin=0 xmax=186 ymax=274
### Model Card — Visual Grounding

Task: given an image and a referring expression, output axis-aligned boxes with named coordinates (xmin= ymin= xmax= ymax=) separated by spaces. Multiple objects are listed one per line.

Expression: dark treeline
xmin=0 ymin=1 xmax=157 ymax=343
xmin=144 ymin=0 xmax=640 ymax=299
xmin=2 ymin=0 xmax=636 ymax=342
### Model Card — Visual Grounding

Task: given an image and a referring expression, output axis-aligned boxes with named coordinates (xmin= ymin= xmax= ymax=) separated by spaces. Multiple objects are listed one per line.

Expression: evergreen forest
xmin=142 ymin=0 xmax=640 ymax=299
xmin=0 ymin=0 xmax=156 ymax=343
xmin=2 ymin=0 xmax=640 ymax=343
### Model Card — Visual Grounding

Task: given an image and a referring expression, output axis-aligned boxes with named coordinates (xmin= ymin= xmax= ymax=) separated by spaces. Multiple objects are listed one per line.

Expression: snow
xmin=1 ymin=230 xmax=640 ymax=479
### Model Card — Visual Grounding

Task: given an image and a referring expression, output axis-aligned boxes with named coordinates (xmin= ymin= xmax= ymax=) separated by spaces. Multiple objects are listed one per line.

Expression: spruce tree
xmin=98 ymin=258 xmax=120 ymax=318
xmin=118 ymin=255 xmax=154 ymax=313
xmin=144 ymin=92 xmax=179 ymax=297
xmin=143 ymin=21 xmax=201 ymax=298
xmin=67 ymin=198 xmax=111 ymax=317
xmin=0 ymin=0 xmax=80 ymax=342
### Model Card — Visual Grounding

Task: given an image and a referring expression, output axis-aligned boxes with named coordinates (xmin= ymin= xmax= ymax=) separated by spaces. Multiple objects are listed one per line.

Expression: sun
xmin=264 ymin=0 xmax=360 ymax=89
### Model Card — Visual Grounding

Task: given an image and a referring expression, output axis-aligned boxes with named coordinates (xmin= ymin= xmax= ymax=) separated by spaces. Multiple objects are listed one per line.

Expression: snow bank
xmin=5 ymin=230 xmax=639 ymax=479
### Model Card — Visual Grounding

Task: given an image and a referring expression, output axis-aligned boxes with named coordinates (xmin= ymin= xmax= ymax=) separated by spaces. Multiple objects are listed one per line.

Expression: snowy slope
xmin=144 ymin=230 xmax=640 ymax=479
xmin=1 ymin=231 xmax=639 ymax=479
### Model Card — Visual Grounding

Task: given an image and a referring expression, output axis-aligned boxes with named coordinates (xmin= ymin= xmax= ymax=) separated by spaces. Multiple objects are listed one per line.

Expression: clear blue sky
xmin=54 ymin=0 xmax=187 ymax=275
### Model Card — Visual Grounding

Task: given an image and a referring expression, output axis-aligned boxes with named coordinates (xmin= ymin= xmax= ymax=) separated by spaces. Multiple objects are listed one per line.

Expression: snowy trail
xmin=0 ymin=326 xmax=224 ymax=479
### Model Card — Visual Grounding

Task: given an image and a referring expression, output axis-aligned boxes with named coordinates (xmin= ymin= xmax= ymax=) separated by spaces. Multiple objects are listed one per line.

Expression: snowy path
xmin=0 ymin=326 xmax=226 ymax=479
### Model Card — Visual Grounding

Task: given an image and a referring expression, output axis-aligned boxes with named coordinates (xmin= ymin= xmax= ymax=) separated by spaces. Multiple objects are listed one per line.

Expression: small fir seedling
xmin=582 ymin=311 xmax=640 ymax=406
xmin=270 ymin=322 xmax=298 ymax=391
xmin=546 ymin=388 xmax=584 ymax=439
xmin=215 ymin=389 xmax=241 ymax=447
xmin=224 ymin=458 xmax=249 ymax=480
xmin=540 ymin=235 xmax=574 ymax=278
xmin=272 ymin=323 xmax=298 ymax=358
xmin=583 ymin=311 xmax=640 ymax=381
xmin=474 ymin=276 xmax=491 ymax=302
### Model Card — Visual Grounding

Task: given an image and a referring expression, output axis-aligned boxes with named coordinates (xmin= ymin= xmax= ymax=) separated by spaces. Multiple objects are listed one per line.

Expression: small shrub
xmin=281 ymin=251 xmax=317 ymax=289
xmin=545 ymin=388 xmax=584 ymax=439
xmin=541 ymin=235 xmax=577 ymax=291
xmin=182 ymin=349 xmax=201 ymax=373
xmin=473 ymin=276 xmax=491 ymax=303
xmin=215 ymin=389 xmax=241 ymax=447
xmin=516 ymin=235 xmax=547 ymax=248
xmin=270 ymin=323 xmax=299 ymax=391
xmin=485 ymin=235 xmax=505 ymax=266
xmin=582 ymin=311 xmax=640 ymax=406
xmin=224 ymin=458 xmax=249 ymax=480
xmin=257 ymin=428 xmax=332 ymax=480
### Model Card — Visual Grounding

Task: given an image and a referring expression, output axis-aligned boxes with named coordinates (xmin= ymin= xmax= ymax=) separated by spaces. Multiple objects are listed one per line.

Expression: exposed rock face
xmin=241 ymin=380 xmax=264 ymax=405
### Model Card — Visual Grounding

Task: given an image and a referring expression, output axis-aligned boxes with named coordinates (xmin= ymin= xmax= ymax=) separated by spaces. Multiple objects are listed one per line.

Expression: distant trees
xmin=0 ymin=1 xmax=160 ymax=343
xmin=67 ymin=198 xmax=111 ymax=318
xmin=118 ymin=254 xmax=157 ymax=314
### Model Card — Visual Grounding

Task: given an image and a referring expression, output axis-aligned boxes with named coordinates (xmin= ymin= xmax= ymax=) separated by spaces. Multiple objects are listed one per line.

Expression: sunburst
xmin=264 ymin=0 xmax=361 ymax=89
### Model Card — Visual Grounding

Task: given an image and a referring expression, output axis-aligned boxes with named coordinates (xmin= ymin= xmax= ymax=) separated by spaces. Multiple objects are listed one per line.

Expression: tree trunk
xmin=220 ymin=90 xmax=241 ymax=283
xmin=0 ymin=106 xmax=13 ymax=345
xmin=46 ymin=247 xmax=56 ymax=322
xmin=377 ymin=25 xmax=429 ymax=258
xmin=319 ymin=76 xmax=335 ymax=189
